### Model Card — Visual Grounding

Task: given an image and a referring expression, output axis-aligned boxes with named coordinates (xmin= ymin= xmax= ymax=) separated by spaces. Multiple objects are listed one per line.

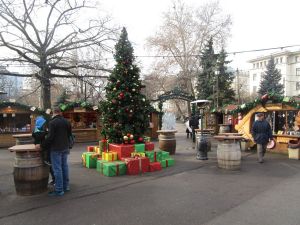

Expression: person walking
xmin=43 ymin=107 xmax=72 ymax=196
xmin=251 ymin=112 xmax=273 ymax=163
xmin=189 ymin=115 xmax=199 ymax=143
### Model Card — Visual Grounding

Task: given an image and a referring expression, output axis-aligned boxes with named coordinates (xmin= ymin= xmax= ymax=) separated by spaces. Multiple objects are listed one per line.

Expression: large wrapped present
xmin=82 ymin=152 xmax=96 ymax=167
xmin=131 ymin=152 xmax=146 ymax=157
xmin=94 ymin=147 xmax=101 ymax=154
xmin=99 ymin=139 xmax=108 ymax=152
xmin=102 ymin=161 xmax=127 ymax=177
xmin=86 ymin=153 xmax=99 ymax=168
xmin=161 ymin=151 xmax=170 ymax=160
xmin=154 ymin=150 xmax=163 ymax=162
xmin=145 ymin=142 xmax=155 ymax=151
xmin=96 ymin=159 xmax=106 ymax=173
xmin=102 ymin=151 xmax=118 ymax=161
xmin=149 ymin=162 xmax=162 ymax=172
xmin=134 ymin=144 xmax=145 ymax=153
xmin=143 ymin=151 xmax=162 ymax=163
xmin=122 ymin=157 xmax=150 ymax=175
xmin=160 ymin=158 xmax=175 ymax=168
xmin=143 ymin=136 xmax=151 ymax=142
xmin=109 ymin=144 xmax=134 ymax=159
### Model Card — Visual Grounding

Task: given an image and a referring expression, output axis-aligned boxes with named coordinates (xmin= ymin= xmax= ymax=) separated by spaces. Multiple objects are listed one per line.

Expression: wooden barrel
xmin=219 ymin=124 xmax=231 ymax=134
xmin=13 ymin=151 xmax=49 ymax=196
xmin=217 ymin=142 xmax=241 ymax=170
xmin=158 ymin=133 xmax=176 ymax=155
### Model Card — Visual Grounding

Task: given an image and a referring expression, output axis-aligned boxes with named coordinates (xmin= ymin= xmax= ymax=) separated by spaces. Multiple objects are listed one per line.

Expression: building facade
xmin=248 ymin=50 xmax=300 ymax=97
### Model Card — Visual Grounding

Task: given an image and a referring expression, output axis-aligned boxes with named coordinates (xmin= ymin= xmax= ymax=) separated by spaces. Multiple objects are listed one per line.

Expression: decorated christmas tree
xmin=101 ymin=28 xmax=152 ymax=144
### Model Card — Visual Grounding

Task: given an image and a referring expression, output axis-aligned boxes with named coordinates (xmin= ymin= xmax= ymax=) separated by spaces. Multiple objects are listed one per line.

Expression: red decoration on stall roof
xmin=261 ymin=94 xmax=268 ymax=101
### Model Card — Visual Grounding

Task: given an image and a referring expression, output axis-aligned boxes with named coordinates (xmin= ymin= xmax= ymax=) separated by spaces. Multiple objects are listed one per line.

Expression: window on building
xmin=276 ymin=58 xmax=279 ymax=64
xmin=296 ymin=56 xmax=299 ymax=63
xmin=253 ymin=74 xmax=257 ymax=81
xmin=280 ymin=57 xmax=283 ymax=63
xmin=256 ymin=63 xmax=259 ymax=68
xmin=296 ymin=68 xmax=300 ymax=76
xmin=296 ymin=82 xmax=300 ymax=90
xmin=264 ymin=61 xmax=267 ymax=66
xmin=253 ymin=63 xmax=255 ymax=69
xmin=260 ymin=62 xmax=262 ymax=68
xmin=253 ymin=86 xmax=257 ymax=93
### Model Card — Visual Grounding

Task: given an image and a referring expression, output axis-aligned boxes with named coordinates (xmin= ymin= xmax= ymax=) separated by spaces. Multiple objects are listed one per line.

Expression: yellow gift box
xmin=95 ymin=147 xmax=101 ymax=154
xmin=102 ymin=151 xmax=118 ymax=161
xmin=131 ymin=152 xmax=146 ymax=157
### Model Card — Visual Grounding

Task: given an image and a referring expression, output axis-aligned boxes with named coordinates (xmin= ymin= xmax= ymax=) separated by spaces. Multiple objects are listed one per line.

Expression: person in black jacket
xmin=251 ymin=112 xmax=273 ymax=163
xmin=43 ymin=107 xmax=72 ymax=196
xmin=189 ymin=115 xmax=199 ymax=143
xmin=32 ymin=116 xmax=55 ymax=184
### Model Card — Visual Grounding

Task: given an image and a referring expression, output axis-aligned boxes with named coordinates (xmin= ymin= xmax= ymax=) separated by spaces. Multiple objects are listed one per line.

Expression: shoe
xmin=258 ymin=160 xmax=264 ymax=163
xmin=64 ymin=186 xmax=70 ymax=192
xmin=48 ymin=191 xmax=64 ymax=196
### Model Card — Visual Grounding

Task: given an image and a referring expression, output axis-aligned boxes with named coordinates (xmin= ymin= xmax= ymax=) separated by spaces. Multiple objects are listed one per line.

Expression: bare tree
xmin=147 ymin=0 xmax=232 ymax=115
xmin=0 ymin=0 xmax=118 ymax=109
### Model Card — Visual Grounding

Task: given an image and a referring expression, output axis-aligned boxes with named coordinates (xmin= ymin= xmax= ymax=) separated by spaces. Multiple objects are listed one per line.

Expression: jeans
xmin=50 ymin=150 xmax=69 ymax=192
xmin=257 ymin=144 xmax=267 ymax=162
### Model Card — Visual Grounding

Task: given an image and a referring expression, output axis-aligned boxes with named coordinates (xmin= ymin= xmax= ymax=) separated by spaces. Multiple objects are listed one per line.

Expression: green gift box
xmin=160 ymin=158 xmax=175 ymax=168
xmin=96 ymin=159 xmax=107 ymax=173
xmin=82 ymin=152 xmax=95 ymax=167
xmin=102 ymin=161 xmax=126 ymax=177
xmin=145 ymin=151 xmax=155 ymax=162
xmin=86 ymin=153 xmax=98 ymax=168
xmin=154 ymin=150 xmax=163 ymax=162
xmin=134 ymin=144 xmax=145 ymax=152
xmin=161 ymin=151 xmax=170 ymax=160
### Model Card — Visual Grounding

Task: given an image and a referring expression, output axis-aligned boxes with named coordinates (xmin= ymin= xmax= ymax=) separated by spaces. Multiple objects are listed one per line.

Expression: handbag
xmin=69 ymin=134 xmax=75 ymax=149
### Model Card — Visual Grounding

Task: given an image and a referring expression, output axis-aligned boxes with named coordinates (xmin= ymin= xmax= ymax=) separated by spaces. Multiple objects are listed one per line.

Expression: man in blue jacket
xmin=251 ymin=112 xmax=273 ymax=163
xmin=43 ymin=106 xmax=72 ymax=196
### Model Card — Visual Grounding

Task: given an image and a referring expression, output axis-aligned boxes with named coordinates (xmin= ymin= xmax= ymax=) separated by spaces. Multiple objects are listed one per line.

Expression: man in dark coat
xmin=43 ymin=107 xmax=72 ymax=196
xmin=251 ymin=112 xmax=273 ymax=163
xmin=189 ymin=115 xmax=199 ymax=143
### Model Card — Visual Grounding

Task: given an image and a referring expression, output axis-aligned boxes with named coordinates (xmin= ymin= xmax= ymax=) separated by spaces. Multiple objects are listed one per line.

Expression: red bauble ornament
xmin=130 ymin=139 xmax=135 ymax=144
xmin=138 ymin=137 xmax=144 ymax=142
xmin=261 ymin=94 xmax=268 ymax=101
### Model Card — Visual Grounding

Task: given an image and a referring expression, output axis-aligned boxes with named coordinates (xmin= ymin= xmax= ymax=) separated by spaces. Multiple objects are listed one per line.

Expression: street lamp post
xmin=191 ymin=100 xmax=211 ymax=160
xmin=215 ymin=70 xmax=219 ymax=109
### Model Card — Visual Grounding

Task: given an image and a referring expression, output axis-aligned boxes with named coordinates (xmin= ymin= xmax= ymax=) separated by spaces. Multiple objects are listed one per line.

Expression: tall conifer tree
xmin=258 ymin=57 xmax=284 ymax=96
xmin=101 ymin=28 xmax=152 ymax=143
xmin=216 ymin=49 xmax=236 ymax=106
xmin=196 ymin=37 xmax=216 ymax=101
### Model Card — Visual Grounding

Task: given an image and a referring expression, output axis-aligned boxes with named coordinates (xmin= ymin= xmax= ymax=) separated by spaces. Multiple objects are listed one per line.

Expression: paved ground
xmin=1 ymin=123 xmax=300 ymax=225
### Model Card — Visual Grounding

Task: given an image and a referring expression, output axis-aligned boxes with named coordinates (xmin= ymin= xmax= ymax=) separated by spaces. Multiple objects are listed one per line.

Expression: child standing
xmin=32 ymin=116 xmax=55 ymax=184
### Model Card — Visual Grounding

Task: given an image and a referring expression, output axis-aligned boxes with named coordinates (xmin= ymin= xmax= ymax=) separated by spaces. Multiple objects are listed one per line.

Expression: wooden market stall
xmin=0 ymin=102 xmax=39 ymax=147
xmin=61 ymin=104 xmax=100 ymax=143
xmin=235 ymin=102 xmax=300 ymax=154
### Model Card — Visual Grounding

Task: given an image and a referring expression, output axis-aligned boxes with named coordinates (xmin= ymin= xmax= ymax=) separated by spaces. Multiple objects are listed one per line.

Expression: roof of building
xmin=248 ymin=50 xmax=300 ymax=63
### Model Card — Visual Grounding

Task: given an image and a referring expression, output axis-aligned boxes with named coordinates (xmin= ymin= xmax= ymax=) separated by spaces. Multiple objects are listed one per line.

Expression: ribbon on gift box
xmin=166 ymin=160 xmax=168 ymax=167
xmin=82 ymin=154 xmax=86 ymax=166
xmin=100 ymin=139 xmax=108 ymax=152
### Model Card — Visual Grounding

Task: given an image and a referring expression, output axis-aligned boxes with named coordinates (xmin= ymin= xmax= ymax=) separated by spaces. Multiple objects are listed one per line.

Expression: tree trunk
xmin=40 ymin=69 xmax=52 ymax=110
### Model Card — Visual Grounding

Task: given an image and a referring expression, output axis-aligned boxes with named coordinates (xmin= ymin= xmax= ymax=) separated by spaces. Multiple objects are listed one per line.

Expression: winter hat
xmin=35 ymin=116 xmax=46 ymax=130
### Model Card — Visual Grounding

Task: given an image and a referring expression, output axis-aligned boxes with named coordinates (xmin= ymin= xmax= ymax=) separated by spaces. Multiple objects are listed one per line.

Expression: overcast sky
xmin=100 ymin=0 xmax=300 ymax=71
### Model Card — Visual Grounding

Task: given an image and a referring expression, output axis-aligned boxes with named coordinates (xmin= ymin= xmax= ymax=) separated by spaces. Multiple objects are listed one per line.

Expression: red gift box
xmin=109 ymin=144 xmax=134 ymax=159
xmin=87 ymin=146 xmax=95 ymax=152
xmin=149 ymin=162 xmax=162 ymax=172
xmin=122 ymin=157 xmax=150 ymax=175
xmin=145 ymin=142 xmax=155 ymax=151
